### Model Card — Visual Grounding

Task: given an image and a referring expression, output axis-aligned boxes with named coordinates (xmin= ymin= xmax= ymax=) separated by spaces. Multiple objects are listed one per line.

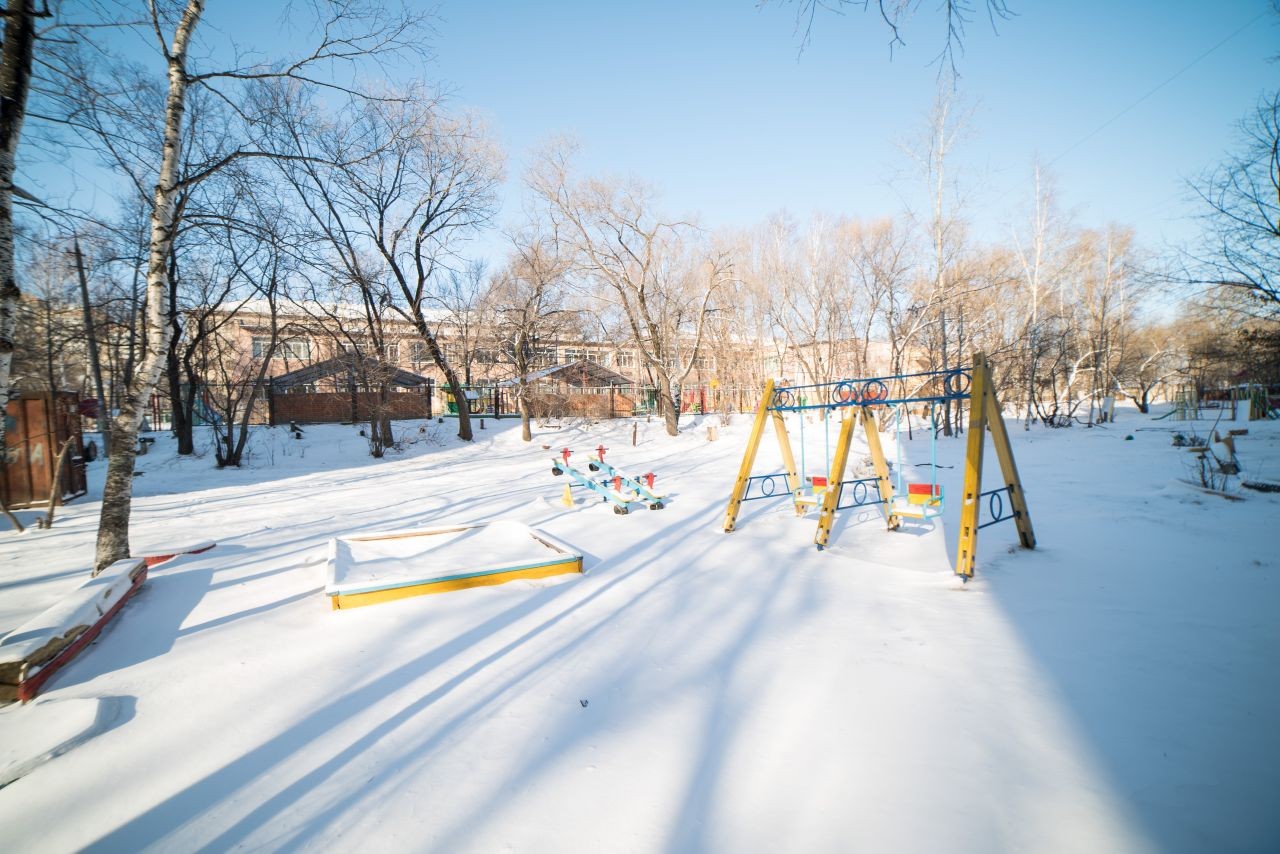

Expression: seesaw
xmin=551 ymin=447 xmax=665 ymax=513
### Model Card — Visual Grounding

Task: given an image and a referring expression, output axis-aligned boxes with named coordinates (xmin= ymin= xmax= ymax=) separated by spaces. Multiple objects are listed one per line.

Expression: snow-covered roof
xmin=497 ymin=359 xmax=633 ymax=388
xmin=212 ymin=298 xmax=452 ymax=325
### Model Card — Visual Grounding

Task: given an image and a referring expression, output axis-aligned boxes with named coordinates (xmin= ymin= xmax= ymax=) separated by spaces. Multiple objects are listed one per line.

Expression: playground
xmin=0 ymin=390 xmax=1277 ymax=852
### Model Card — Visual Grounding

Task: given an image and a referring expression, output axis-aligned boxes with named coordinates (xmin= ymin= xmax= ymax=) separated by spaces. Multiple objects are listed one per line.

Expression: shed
xmin=267 ymin=354 xmax=434 ymax=425
xmin=2 ymin=392 xmax=87 ymax=510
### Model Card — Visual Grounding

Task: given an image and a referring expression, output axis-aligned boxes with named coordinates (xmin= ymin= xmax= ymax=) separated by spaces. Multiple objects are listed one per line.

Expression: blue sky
xmin=425 ymin=1 xmax=1277 ymax=257
xmin=28 ymin=1 xmax=1279 ymax=264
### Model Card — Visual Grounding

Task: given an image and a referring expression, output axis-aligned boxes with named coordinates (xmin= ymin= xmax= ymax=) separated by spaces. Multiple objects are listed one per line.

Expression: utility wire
xmin=1046 ymin=9 xmax=1269 ymax=170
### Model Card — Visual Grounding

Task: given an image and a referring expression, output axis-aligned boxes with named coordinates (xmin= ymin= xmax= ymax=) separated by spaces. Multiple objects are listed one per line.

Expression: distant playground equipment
xmin=192 ymin=388 xmax=222 ymax=427
xmin=723 ymin=353 xmax=1035 ymax=579
xmin=325 ymin=521 xmax=582 ymax=610
xmin=1157 ymin=383 xmax=1245 ymax=422
xmin=552 ymin=445 xmax=666 ymax=514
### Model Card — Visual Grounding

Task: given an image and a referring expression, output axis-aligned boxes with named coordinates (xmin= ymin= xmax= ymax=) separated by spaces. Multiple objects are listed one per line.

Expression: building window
xmin=409 ymin=341 xmax=430 ymax=364
xmin=384 ymin=342 xmax=399 ymax=362
xmin=563 ymin=348 xmax=600 ymax=364
xmin=474 ymin=348 xmax=500 ymax=364
xmin=614 ymin=351 xmax=635 ymax=369
xmin=533 ymin=347 xmax=558 ymax=366
xmin=253 ymin=337 xmax=310 ymax=360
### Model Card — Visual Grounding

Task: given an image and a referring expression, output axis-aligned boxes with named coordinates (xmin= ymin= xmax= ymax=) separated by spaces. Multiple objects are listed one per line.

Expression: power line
xmin=1046 ymin=9 xmax=1269 ymax=170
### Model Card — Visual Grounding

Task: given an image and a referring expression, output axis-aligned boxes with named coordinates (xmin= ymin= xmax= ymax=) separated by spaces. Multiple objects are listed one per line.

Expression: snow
xmin=0 ymin=408 xmax=1276 ymax=852
xmin=0 ymin=697 xmax=131 ymax=788
xmin=0 ymin=558 xmax=145 ymax=681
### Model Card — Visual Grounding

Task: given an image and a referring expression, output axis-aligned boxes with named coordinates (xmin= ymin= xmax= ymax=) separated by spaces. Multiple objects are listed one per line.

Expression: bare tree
xmin=1189 ymin=90 xmax=1280 ymax=318
xmin=432 ymin=260 xmax=492 ymax=387
xmin=768 ymin=0 xmax=1014 ymax=73
xmin=750 ymin=214 xmax=861 ymax=387
xmin=78 ymin=0 xmax=426 ymax=571
xmin=902 ymin=82 xmax=973 ymax=433
xmin=531 ymin=144 xmax=732 ymax=436
xmin=275 ymin=95 xmax=501 ymax=442
xmin=1010 ymin=161 xmax=1068 ymax=427
xmin=493 ymin=223 xmax=572 ymax=441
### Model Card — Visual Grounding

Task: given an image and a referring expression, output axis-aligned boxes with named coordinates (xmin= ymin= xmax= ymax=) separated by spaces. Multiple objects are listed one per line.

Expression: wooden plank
xmin=813 ymin=410 xmax=857 ymax=549
xmin=14 ymin=561 xmax=148 ymax=703
xmin=329 ymin=557 xmax=582 ymax=610
xmin=860 ymin=406 xmax=900 ymax=530
xmin=723 ymin=380 xmax=776 ymax=533
xmin=984 ymin=369 xmax=1036 ymax=550
xmin=955 ymin=354 xmax=990 ymax=578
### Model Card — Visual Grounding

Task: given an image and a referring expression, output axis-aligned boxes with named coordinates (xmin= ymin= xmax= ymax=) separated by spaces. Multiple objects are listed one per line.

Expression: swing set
xmin=723 ymin=353 xmax=1035 ymax=578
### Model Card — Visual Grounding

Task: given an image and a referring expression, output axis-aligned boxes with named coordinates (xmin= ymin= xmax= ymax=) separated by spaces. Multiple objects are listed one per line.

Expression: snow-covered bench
xmin=0 ymin=558 xmax=147 ymax=703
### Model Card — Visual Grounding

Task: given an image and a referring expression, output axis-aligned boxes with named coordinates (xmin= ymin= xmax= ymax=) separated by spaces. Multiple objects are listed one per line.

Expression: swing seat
xmin=793 ymin=476 xmax=828 ymax=508
xmin=891 ymin=483 xmax=944 ymax=519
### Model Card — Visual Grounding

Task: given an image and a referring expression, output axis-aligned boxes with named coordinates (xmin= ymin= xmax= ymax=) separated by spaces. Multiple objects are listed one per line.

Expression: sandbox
xmin=325 ymin=521 xmax=582 ymax=609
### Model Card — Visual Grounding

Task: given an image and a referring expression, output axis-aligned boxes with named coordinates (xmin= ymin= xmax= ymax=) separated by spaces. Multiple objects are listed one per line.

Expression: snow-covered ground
xmin=0 ymin=406 xmax=1276 ymax=852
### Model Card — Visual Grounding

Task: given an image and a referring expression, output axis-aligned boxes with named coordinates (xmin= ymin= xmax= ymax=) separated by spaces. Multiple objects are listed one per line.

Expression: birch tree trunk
xmin=74 ymin=240 xmax=112 ymax=454
xmin=0 ymin=0 xmax=38 ymax=447
xmin=94 ymin=0 xmax=204 ymax=572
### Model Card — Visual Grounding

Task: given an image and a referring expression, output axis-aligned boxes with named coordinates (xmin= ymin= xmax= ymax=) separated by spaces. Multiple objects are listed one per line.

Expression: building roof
xmin=213 ymin=298 xmax=452 ymax=326
xmin=498 ymin=359 xmax=633 ymax=389
xmin=269 ymin=353 xmax=433 ymax=391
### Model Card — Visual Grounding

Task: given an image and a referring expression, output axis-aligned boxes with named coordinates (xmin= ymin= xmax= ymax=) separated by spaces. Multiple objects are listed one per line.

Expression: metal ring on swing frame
xmin=944 ymin=369 xmax=972 ymax=396
xmin=988 ymin=489 xmax=1004 ymax=522
xmin=861 ymin=379 xmax=888 ymax=403
xmin=760 ymin=475 xmax=778 ymax=497
xmin=851 ymin=480 xmax=869 ymax=505
xmin=773 ymin=389 xmax=795 ymax=409
xmin=831 ymin=381 xmax=857 ymax=405
xmin=829 ymin=381 xmax=860 ymax=407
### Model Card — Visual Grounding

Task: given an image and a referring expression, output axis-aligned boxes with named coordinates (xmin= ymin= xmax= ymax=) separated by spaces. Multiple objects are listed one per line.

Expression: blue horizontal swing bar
xmin=835 ymin=477 xmax=887 ymax=511
xmin=977 ymin=486 xmax=1019 ymax=530
xmin=741 ymin=472 xmax=792 ymax=502
xmin=770 ymin=367 xmax=974 ymax=412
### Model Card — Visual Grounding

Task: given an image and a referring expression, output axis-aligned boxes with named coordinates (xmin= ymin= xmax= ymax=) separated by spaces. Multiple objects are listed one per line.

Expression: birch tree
xmin=1010 ymin=162 xmax=1067 ymax=427
xmin=87 ymin=0 xmax=425 ymax=571
xmin=0 ymin=0 xmax=40 ymax=448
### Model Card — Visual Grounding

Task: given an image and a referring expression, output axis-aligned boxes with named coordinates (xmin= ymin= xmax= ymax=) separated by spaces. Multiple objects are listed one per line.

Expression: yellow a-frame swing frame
xmin=723 ymin=353 xmax=1035 ymax=578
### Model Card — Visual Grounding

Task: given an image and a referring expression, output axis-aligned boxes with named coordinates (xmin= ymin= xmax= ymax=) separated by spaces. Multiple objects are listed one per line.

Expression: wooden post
xmin=956 ymin=354 xmax=991 ymax=578
xmin=860 ymin=405 xmax=900 ymax=530
xmin=983 ymin=366 xmax=1036 ymax=551
xmin=813 ymin=410 xmax=856 ymax=549
xmin=724 ymin=380 xmax=776 ymax=533
xmin=347 ymin=370 xmax=358 ymax=424
xmin=266 ymin=378 xmax=277 ymax=427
